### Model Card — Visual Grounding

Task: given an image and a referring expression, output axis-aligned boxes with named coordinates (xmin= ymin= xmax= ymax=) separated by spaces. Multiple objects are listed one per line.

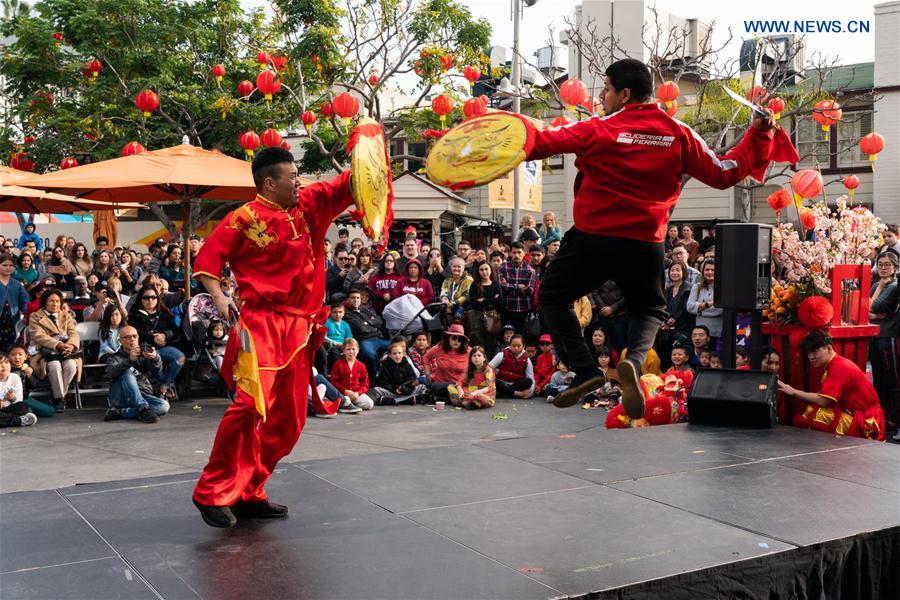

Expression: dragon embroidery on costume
xmin=227 ymin=205 xmax=277 ymax=249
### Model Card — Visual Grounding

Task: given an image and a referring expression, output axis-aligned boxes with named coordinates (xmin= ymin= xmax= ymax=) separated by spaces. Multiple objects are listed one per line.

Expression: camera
xmin=141 ymin=343 xmax=153 ymax=354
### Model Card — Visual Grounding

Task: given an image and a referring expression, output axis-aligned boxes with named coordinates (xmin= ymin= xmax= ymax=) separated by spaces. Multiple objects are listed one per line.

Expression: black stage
xmin=2 ymin=424 xmax=898 ymax=599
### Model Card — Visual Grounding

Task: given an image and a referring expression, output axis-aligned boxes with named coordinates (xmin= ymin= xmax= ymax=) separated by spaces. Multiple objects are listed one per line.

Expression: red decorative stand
xmin=762 ymin=265 xmax=879 ymax=424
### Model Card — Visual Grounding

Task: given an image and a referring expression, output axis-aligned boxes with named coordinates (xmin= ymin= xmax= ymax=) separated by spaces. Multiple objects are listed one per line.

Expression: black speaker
xmin=714 ymin=223 xmax=772 ymax=310
xmin=687 ymin=368 xmax=778 ymax=428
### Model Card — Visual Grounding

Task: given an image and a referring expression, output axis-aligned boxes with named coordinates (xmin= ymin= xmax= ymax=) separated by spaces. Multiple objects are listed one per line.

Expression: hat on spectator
xmin=538 ymin=334 xmax=552 ymax=343
xmin=442 ymin=323 xmax=469 ymax=342
xmin=501 ymin=324 xmax=516 ymax=333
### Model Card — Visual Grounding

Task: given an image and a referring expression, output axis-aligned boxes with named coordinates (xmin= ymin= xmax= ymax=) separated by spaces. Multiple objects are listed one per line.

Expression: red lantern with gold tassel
xmin=859 ymin=132 xmax=885 ymax=163
xmin=431 ymin=94 xmax=454 ymax=128
xmin=842 ymin=175 xmax=860 ymax=201
xmin=272 ymin=55 xmax=288 ymax=72
xmin=320 ymin=101 xmax=333 ymax=118
xmin=812 ymin=100 xmax=841 ymax=141
xmin=790 ymin=169 xmax=823 ymax=206
xmin=665 ymin=100 xmax=678 ymax=117
xmin=135 ymin=89 xmax=159 ymax=118
xmin=333 ymin=92 xmax=360 ymax=125
xmin=260 ymin=128 xmax=282 ymax=148
xmin=559 ymin=79 xmax=587 ymax=112
xmin=767 ymin=97 xmax=785 ymax=120
xmin=301 ymin=111 xmax=316 ymax=134
xmin=237 ymin=80 xmax=254 ymax=98
xmin=462 ymin=97 xmax=486 ymax=120
xmin=439 ymin=53 xmax=453 ymax=73
xmin=59 ymin=157 xmax=79 ymax=170
xmin=256 ymin=51 xmax=270 ymax=68
xmin=256 ymin=70 xmax=281 ymax=102
xmin=464 ymin=65 xmax=481 ymax=92
xmin=239 ymin=131 xmax=260 ymax=157
xmin=10 ymin=152 xmax=34 ymax=172
xmin=122 ymin=142 xmax=145 ymax=156
xmin=656 ymin=81 xmax=680 ymax=109
xmin=211 ymin=64 xmax=225 ymax=84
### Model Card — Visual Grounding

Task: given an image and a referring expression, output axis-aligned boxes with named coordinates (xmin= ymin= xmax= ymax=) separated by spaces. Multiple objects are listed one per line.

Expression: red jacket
xmin=330 ymin=358 xmax=369 ymax=395
xmin=535 ymin=351 xmax=556 ymax=390
xmin=396 ymin=259 xmax=435 ymax=305
xmin=526 ymin=103 xmax=774 ymax=243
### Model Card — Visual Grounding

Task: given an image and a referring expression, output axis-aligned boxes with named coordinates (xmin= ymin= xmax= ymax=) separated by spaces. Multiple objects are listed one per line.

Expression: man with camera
xmin=104 ymin=325 xmax=168 ymax=424
xmin=83 ymin=280 xmax=124 ymax=322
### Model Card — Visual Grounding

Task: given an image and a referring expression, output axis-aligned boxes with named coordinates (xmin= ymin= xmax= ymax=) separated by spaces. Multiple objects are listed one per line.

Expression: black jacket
xmin=129 ymin=309 xmax=181 ymax=348
xmin=870 ymin=276 xmax=900 ymax=338
xmin=105 ymin=347 xmax=162 ymax=396
xmin=375 ymin=358 xmax=418 ymax=392
xmin=326 ymin=263 xmax=348 ymax=300
xmin=665 ymin=281 xmax=695 ymax=337
xmin=468 ymin=280 xmax=502 ymax=312
xmin=342 ymin=305 xmax=385 ymax=340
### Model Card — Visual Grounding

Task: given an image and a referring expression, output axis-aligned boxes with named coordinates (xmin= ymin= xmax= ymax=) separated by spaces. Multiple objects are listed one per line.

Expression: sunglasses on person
xmin=142 ymin=295 xmax=159 ymax=300
xmin=448 ymin=335 xmax=463 ymax=341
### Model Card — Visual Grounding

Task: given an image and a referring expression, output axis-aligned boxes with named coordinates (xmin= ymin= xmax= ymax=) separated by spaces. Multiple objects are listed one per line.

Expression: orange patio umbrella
xmin=13 ymin=143 xmax=312 ymax=297
xmin=1 ymin=165 xmax=143 ymax=213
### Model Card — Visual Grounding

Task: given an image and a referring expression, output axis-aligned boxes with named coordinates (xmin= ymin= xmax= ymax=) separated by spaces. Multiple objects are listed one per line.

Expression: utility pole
xmin=511 ymin=0 xmax=523 ymax=241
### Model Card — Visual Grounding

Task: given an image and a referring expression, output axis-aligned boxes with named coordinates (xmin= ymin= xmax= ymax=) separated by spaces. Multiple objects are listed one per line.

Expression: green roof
xmin=789 ymin=62 xmax=874 ymax=93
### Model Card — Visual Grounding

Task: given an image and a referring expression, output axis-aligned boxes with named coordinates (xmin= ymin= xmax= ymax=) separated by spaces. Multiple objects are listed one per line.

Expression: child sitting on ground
xmin=489 ymin=334 xmax=535 ymax=398
xmin=543 ymin=358 xmax=575 ymax=405
xmin=583 ymin=350 xmax=622 ymax=409
xmin=324 ymin=301 xmax=352 ymax=370
xmin=369 ymin=341 xmax=427 ymax=405
xmin=409 ymin=332 xmax=430 ymax=381
xmin=329 ymin=338 xmax=373 ymax=413
xmin=0 ymin=353 xmax=37 ymax=428
xmin=206 ymin=319 xmax=228 ymax=371
xmin=8 ymin=345 xmax=54 ymax=417
xmin=534 ymin=334 xmax=557 ymax=396
xmin=448 ymin=346 xmax=496 ymax=409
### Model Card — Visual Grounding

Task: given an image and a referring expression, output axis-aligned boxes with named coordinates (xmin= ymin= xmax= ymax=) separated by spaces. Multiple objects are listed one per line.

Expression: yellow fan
xmin=349 ymin=117 xmax=393 ymax=241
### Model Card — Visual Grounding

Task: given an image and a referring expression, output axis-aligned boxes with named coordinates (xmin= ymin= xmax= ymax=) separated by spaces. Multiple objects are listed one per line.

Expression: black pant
xmin=0 ymin=402 xmax=28 ymax=428
xmin=539 ymin=227 xmax=668 ymax=378
xmin=496 ymin=378 xmax=533 ymax=397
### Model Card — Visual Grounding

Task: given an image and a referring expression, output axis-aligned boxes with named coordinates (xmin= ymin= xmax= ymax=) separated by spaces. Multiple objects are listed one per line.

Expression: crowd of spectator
xmin=1 ymin=214 xmax=898 ymax=442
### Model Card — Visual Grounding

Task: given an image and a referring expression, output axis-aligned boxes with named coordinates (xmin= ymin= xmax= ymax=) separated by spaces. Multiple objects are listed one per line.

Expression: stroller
xmin=382 ymin=295 xmax=444 ymax=339
xmin=183 ymin=293 xmax=229 ymax=395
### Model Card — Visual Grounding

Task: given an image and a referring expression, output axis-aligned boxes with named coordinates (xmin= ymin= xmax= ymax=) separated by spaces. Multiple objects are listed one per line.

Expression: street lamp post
xmin=511 ymin=0 xmax=523 ymax=240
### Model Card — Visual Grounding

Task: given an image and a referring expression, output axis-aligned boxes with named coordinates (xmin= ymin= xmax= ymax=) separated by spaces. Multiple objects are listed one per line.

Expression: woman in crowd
xmin=687 ymin=259 xmax=723 ymax=346
xmin=664 ymin=224 xmax=680 ymax=257
xmin=53 ymin=235 xmax=68 ymax=250
xmin=92 ymin=250 xmax=115 ymax=283
xmin=13 ymin=252 xmax=39 ymax=289
xmin=1 ymin=254 xmax=29 ymax=352
xmin=657 ymin=262 xmax=695 ymax=371
xmin=440 ymin=257 xmax=473 ymax=323
xmin=64 ymin=237 xmax=76 ymax=256
xmin=424 ymin=249 xmax=447 ymax=295
xmin=368 ymin=253 xmax=403 ymax=311
xmin=36 ymin=249 xmax=52 ymax=276
xmin=343 ymin=247 xmax=376 ymax=294
xmin=539 ymin=211 xmax=562 ymax=250
xmin=129 ymin=285 xmax=184 ymax=400
xmin=423 ymin=324 xmax=471 ymax=400
xmin=397 ymin=258 xmax=434 ymax=305
xmin=45 ymin=246 xmax=76 ymax=292
xmin=98 ymin=304 xmax=126 ymax=359
xmin=589 ymin=326 xmax=619 ymax=366
xmin=27 ymin=289 xmax=81 ymax=412
xmin=117 ymin=251 xmax=139 ymax=293
xmin=868 ymin=250 xmax=900 ymax=438
xmin=70 ymin=243 xmax=93 ymax=277
xmin=466 ymin=260 xmax=502 ymax=350
xmin=159 ymin=245 xmax=186 ymax=291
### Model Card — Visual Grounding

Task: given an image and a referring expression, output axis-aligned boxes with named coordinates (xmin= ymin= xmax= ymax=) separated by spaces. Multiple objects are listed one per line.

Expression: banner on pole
xmin=488 ymin=160 xmax=542 ymax=212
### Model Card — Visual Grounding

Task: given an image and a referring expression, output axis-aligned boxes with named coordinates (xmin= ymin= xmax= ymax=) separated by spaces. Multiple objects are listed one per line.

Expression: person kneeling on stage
xmin=103 ymin=326 xmax=169 ymax=424
xmin=778 ymin=330 xmax=885 ymax=441
xmin=488 ymin=334 xmax=535 ymax=398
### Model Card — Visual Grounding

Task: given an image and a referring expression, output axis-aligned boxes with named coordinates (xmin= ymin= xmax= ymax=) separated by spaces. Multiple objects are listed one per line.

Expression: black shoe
xmin=137 ymin=406 xmax=159 ymax=423
xmin=104 ymin=408 xmax=124 ymax=421
xmin=553 ymin=370 xmax=606 ymax=408
xmin=193 ymin=499 xmax=237 ymax=528
xmin=616 ymin=360 xmax=646 ymax=419
xmin=231 ymin=499 xmax=289 ymax=519
xmin=53 ymin=399 xmax=65 ymax=414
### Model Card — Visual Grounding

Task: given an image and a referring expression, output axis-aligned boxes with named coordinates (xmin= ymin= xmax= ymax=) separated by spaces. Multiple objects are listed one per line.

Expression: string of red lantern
xmin=464 ymin=65 xmax=480 ymax=92
xmin=859 ymin=132 xmax=885 ymax=163
xmin=211 ymin=64 xmax=225 ymax=84
xmin=842 ymin=175 xmax=860 ymax=201
xmin=790 ymin=169 xmax=823 ymax=206
xmin=431 ymin=94 xmax=454 ymax=128
xmin=260 ymin=128 xmax=282 ymax=148
xmin=60 ymin=157 xmax=79 ymax=170
xmin=237 ymin=80 xmax=254 ymax=98
xmin=301 ymin=111 xmax=317 ymax=134
xmin=812 ymin=100 xmax=841 ymax=141
xmin=559 ymin=79 xmax=587 ymax=112
xmin=256 ymin=70 xmax=281 ymax=102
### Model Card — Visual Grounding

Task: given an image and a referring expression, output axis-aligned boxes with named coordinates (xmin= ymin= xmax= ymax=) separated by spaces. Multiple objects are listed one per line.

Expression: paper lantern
xmin=10 ymin=152 xmax=34 ymax=172
xmin=559 ymin=79 xmax=587 ymax=112
xmin=790 ymin=169 xmax=823 ymax=205
xmin=272 ymin=54 xmax=288 ymax=72
xmin=478 ymin=94 xmax=489 ymax=106
xmin=766 ymin=188 xmax=792 ymax=215
xmin=239 ymin=131 xmax=260 ymax=157
xmin=767 ymin=97 xmax=785 ymax=120
xmin=59 ymin=157 xmax=79 ymax=170
xmin=550 ymin=116 xmax=571 ymax=128
xmin=121 ymin=141 xmax=145 ymax=156
xmin=665 ymin=100 xmax=678 ymax=117
xmin=260 ymin=128 xmax=282 ymax=148
xmin=431 ymin=93 xmax=454 ymax=128
xmin=657 ymin=81 xmax=680 ymax=108
xmin=211 ymin=64 xmax=225 ymax=83
xmin=462 ymin=97 xmax=486 ymax=120
xmin=463 ymin=65 xmax=480 ymax=91
xmin=301 ymin=110 xmax=317 ymax=134
xmin=368 ymin=73 xmax=379 ymax=87
xmin=798 ymin=295 xmax=832 ymax=328
xmin=135 ymin=89 xmax=159 ymax=118
xmin=812 ymin=100 xmax=841 ymax=141
xmin=320 ymin=101 xmax=333 ymax=118
xmin=280 ymin=141 xmax=292 ymax=151
xmin=332 ymin=92 xmax=360 ymax=124
xmin=439 ymin=54 xmax=453 ymax=72
xmin=237 ymin=80 xmax=254 ymax=98
xmin=256 ymin=51 xmax=270 ymax=68
xmin=52 ymin=32 xmax=64 ymax=43
xmin=256 ymin=70 xmax=281 ymax=101
xmin=842 ymin=175 xmax=860 ymax=200
xmin=748 ymin=86 xmax=767 ymax=104
xmin=859 ymin=132 xmax=885 ymax=163
xmin=23 ymin=136 xmax=35 ymax=144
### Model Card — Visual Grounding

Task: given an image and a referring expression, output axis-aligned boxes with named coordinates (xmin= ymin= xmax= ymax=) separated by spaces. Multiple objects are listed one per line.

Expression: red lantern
xmin=439 ymin=54 xmax=453 ymax=72
xmin=413 ymin=60 xmax=424 ymax=78
xmin=766 ymin=188 xmax=792 ymax=215
xmin=559 ymin=79 xmax=587 ymax=111
xmin=280 ymin=141 xmax=292 ymax=151
xmin=60 ymin=157 xmax=79 ymax=170
xmin=462 ymin=97 xmax=486 ymax=120
xmin=767 ymin=97 xmax=785 ymax=120
xmin=320 ymin=101 xmax=334 ymax=118
xmin=121 ymin=142 xmax=146 ymax=156
xmin=431 ymin=93 xmax=454 ymax=128
xmin=301 ymin=110 xmax=317 ymax=134
xmin=550 ymin=116 xmax=571 ymax=128
xmin=10 ymin=152 xmax=34 ymax=172
xmin=748 ymin=86 xmax=767 ymax=104
xmin=272 ymin=54 xmax=288 ymax=71
xmin=799 ymin=208 xmax=816 ymax=232
xmin=332 ymin=92 xmax=360 ymax=124
xmin=239 ymin=131 xmax=261 ymax=157
xmin=256 ymin=70 xmax=281 ymax=101
xmin=842 ymin=175 xmax=860 ymax=200
xmin=52 ymin=32 xmax=64 ymax=43
xmin=791 ymin=169 xmax=823 ymax=205
xmin=135 ymin=89 xmax=159 ymax=118
xmin=23 ymin=136 xmax=35 ymax=144
xmin=859 ymin=132 xmax=885 ymax=163
xmin=478 ymin=94 xmax=489 ymax=106
xmin=665 ymin=100 xmax=678 ymax=117
xmin=237 ymin=80 xmax=254 ymax=98
xmin=657 ymin=81 xmax=680 ymax=108
xmin=812 ymin=99 xmax=841 ymax=141
xmin=211 ymin=64 xmax=225 ymax=83
xmin=464 ymin=65 xmax=480 ymax=91
xmin=256 ymin=51 xmax=270 ymax=68
xmin=260 ymin=128 xmax=282 ymax=148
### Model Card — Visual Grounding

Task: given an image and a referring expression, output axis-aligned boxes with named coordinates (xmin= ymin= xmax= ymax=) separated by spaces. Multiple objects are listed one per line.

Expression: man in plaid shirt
xmin=497 ymin=242 xmax=536 ymax=334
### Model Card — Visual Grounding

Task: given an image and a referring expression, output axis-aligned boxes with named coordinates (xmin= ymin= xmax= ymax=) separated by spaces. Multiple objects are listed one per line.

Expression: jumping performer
xmin=192 ymin=147 xmax=353 ymax=527
xmin=526 ymin=58 xmax=779 ymax=417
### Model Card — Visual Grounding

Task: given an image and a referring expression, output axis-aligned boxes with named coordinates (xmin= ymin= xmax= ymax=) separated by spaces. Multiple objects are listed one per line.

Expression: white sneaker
xmin=892 ymin=430 xmax=900 ymax=442
xmin=339 ymin=399 xmax=362 ymax=414
xmin=18 ymin=413 xmax=37 ymax=427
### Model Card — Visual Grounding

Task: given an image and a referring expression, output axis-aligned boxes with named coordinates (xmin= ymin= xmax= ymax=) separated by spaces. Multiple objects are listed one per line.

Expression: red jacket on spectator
xmin=396 ymin=259 xmax=435 ymax=305
xmin=330 ymin=357 xmax=369 ymax=395
xmin=534 ymin=351 xmax=556 ymax=390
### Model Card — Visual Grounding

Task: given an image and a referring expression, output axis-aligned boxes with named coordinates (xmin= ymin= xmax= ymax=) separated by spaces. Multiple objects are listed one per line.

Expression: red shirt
xmin=818 ymin=354 xmax=881 ymax=414
xmin=424 ymin=345 xmax=470 ymax=383
xmin=526 ymin=103 xmax=774 ymax=243
xmin=330 ymin=357 xmax=369 ymax=395
xmin=534 ymin=351 xmax=556 ymax=389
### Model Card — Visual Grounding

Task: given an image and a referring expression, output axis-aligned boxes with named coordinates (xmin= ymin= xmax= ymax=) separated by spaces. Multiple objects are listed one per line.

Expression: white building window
xmin=794 ymin=116 xmax=830 ymax=168
xmin=837 ymin=110 xmax=873 ymax=168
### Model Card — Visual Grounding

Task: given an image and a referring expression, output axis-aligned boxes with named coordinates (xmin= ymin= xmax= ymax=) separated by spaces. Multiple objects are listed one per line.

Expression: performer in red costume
xmin=522 ymin=58 xmax=791 ymax=419
xmin=192 ymin=147 xmax=353 ymax=527
xmin=778 ymin=329 xmax=885 ymax=441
